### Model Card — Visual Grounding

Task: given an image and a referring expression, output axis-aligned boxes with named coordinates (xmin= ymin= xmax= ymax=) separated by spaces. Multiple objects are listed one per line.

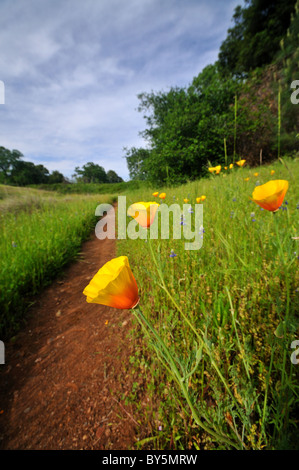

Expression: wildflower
xmin=254 ymin=172 xmax=259 ymax=177
xmin=184 ymin=198 xmax=189 ymax=203
xmin=152 ymin=192 xmax=159 ymax=197
xmin=215 ymin=165 xmax=221 ymax=174
xmin=244 ymin=177 xmax=250 ymax=182
xmin=208 ymin=167 xmax=216 ymax=173
xmin=224 ymin=166 xmax=227 ymax=170
xmin=196 ymin=197 xmax=201 ymax=203
xmin=270 ymin=170 xmax=275 ymax=175
xmin=199 ymin=225 xmax=205 ymax=238
xmin=201 ymin=195 xmax=206 ymax=201
xmin=127 ymin=201 xmax=160 ymax=228
xmin=83 ymin=256 xmax=139 ymax=309
xmin=169 ymin=249 xmax=177 ymax=258
xmin=159 ymin=193 xmax=166 ymax=199
xmin=236 ymin=159 xmax=246 ymax=167
xmin=232 ymin=197 xmax=237 ymax=202
xmin=11 ymin=241 xmax=17 ymax=248
xmin=229 ymin=164 xmax=234 ymax=169
xmin=251 ymin=180 xmax=289 ymax=212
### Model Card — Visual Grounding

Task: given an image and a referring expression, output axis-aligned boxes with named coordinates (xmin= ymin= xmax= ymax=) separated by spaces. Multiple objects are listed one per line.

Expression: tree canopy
xmin=124 ymin=0 xmax=298 ymax=184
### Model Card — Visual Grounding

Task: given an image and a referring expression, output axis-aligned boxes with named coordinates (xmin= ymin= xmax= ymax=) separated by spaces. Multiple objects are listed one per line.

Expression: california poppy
xmin=127 ymin=201 xmax=160 ymax=228
xmin=236 ymin=159 xmax=246 ymax=167
xmin=215 ymin=165 xmax=221 ymax=174
xmin=201 ymin=195 xmax=206 ymax=201
xmin=252 ymin=180 xmax=289 ymax=212
xmin=83 ymin=256 xmax=139 ymax=309
xmin=196 ymin=197 xmax=201 ymax=203
xmin=184 ymin=198 xmax=189 ymax=203
xmin=159 ymin=193 xmax=166 ymax=199
xmin=152 ymin=191 xmax=159 ymax=197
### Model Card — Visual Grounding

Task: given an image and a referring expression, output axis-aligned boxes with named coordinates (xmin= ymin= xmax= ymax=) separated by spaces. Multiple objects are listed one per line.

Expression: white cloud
xmin=0 ymin=0 xmax=242 ymax=180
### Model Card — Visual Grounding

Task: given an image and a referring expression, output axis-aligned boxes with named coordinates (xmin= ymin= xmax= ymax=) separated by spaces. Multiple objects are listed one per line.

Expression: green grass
xmin=0 ymin=186 xmax=116 ymax=339
xmin=29 ymin=179 xmax=149 ymax=195
xmin=1 ymin=157 xmax=298 ymax=449
xmin=117 ymin=156 xmax=299 ymax=450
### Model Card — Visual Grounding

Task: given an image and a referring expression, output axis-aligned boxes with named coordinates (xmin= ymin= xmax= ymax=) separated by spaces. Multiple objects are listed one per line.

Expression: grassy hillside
xmin=117 ymin=156 xmax=299 ymax=450
xmin=0 ymin=186 xmax=116 ymax=339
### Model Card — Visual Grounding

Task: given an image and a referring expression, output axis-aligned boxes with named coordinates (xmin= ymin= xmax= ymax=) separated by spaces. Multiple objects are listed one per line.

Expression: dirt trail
xmin=0 ymin=215 xmax=142 ymax=450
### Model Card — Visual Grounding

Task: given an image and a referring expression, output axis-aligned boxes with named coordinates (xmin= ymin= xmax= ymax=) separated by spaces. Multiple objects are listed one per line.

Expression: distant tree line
xmin=72 ymin=162 xmax=123 ymax=184
xmin=0 ymin=147 xmax=123 ymax=186
xmin=125 ymin=0 xmax=298 ymax=184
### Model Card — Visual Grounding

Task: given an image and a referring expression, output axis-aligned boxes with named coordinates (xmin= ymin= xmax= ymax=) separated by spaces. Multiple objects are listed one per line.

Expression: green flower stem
xmin=146 ymin=234 xmax=245 ymax=421
xmin=133 ymin=305 xmax=239 ymax=449
xmin=272 ymin=212 xmax=291 ymax=387
xmin=225 ymin=287 xmax=251 ymax=380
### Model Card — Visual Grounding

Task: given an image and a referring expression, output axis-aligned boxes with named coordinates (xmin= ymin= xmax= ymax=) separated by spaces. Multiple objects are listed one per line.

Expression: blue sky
xmin=0 ymin=0 xmax=242 ymax=181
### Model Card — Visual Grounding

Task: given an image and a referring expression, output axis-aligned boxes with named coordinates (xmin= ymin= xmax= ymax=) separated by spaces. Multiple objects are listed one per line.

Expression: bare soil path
xmin=0 ymin=219 xmax=142 ymax=450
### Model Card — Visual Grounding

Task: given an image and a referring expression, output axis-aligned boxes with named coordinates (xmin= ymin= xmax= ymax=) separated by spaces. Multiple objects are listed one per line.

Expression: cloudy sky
xmin=0 ymin=0 xmax=242 ymax=181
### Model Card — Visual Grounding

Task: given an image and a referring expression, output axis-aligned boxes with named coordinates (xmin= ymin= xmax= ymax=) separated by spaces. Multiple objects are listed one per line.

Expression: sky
xmin=0 ymin=0 xmax=242 ymax=181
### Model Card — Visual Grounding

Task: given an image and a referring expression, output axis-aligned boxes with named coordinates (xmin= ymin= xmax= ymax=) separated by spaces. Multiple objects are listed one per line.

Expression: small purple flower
xmin=169 ymin=249 xmax=177 ymax=258
xmin=232 ymin=198 xmax=236 ymax=202
xmin=12 ymin=242 xmax=17 ymax=248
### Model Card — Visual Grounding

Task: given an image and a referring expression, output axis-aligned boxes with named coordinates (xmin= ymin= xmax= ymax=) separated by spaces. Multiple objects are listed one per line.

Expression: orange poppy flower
xmin=159 ymin=193 xmax=166 ymax=199
xmin=184 ymin=198 xmax=189 ymax=203
xmin=152 ymin=191 xmax=159 ymax=197
xmin=83 ymin=256 xmax=139 ymax=309
xmin=236 ymin=159 xmax=246 ymax=167
xmin=215 ymin=165 xmax=221 ymax=174
xmin=196 ymin=197 xmax=201 ymax=203
xmin=252 ymin=180 xmax=289 ymax=212
xmin=229 ymin=164 xmax=234 ymax=169
xmin=201 ymin=195 xmax=206 ymax=201
xmin=127 ymin=201 xmax=160 ymax=228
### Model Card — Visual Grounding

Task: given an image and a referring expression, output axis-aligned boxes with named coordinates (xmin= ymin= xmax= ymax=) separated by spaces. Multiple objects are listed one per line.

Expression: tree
xmin=0 ymin=147 xmax=23 ymax=183
xmin=106 ymin=170 xmax=123 ymax=183
xmin=124 ymin=147 xmax=151 ymax=180
xmin=73 ymin=162 xmax=108 ymax=183
xmin=48 ymin=170 xmax=65 ymax=184
xmin=10 ymin=161 xmax=49 ymax=185
xmin=218 ymin=0 xmax=297 ymax=77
